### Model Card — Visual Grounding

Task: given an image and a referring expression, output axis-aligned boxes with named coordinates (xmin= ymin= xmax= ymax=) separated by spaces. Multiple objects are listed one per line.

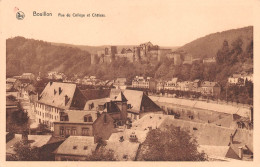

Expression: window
xmin=66 ymin=128 xmax=71 ymax=135
xmin=73 ymin=146 xmax=77 ymax=149
xmin=60 ymin=127 xmax=64 ymax=135
xmin=72 ymin=128 xmax=77 ymax=135
xmin=84 ymin=115 xmax=93 ymax=122
xmin=88 ymin=116 xmax=93 ymax=122
xmin=83 ymin=146 xmax=88 ymax=150
xmin=82 ymin=128 xmax=90 ymax=136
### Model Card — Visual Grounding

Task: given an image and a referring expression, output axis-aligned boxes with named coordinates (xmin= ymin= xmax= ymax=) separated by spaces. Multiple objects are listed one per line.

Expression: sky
xmin=1 ymin=0 xmax=256 ymax=46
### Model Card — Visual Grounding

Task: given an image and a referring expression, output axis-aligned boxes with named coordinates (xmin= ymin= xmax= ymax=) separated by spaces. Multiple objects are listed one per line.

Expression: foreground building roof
xmin=54 ymin=136 xmax=97 ymax=157
xmin=38 ymin=82 xmax=86 ymax=110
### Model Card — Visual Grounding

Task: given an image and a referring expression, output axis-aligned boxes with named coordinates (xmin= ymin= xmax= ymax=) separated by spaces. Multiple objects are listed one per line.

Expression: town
xmin=6 ymin=40 xmax=253 ymax=161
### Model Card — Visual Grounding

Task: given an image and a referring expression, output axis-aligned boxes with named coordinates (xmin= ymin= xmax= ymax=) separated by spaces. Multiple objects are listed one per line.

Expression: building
xmin=164 ymin=78 xmax=178 ymax=90
xmin=200 ymin=81 xmax=221 ymax=96
xmin=228 ymin=73 xmax=253 ymax=85
xmin=159 ymin=118 xmax=253 ymax=161
xmin=6 ymin=134 xmax=63 ymax=161
xmin=115 ymin=52 xmax=134 ymax=62
xmin=228 ymin=74 xmax=244 ymax=85
xmin=203 ymin=57 xmax=216 ymax=64
xmin=53 ymin=110 xmax=116 ymax=141
xmin=132 ymin=76 xmax=156 ymax=89
xmin=177 ymin=81 xmax=191 ymax=91
xmin=54 ymin=136 xmax=97 ymax=161
xmin=121 ymin=89 xmax=162 ymax=120
xmin=21 ymin=73 xmax=35 ymax=81
xmin=34 ymin=82 xmax=87 ymax=131
xmin=165 ymin=52 xmax=182 ymax=65
xmin=84 ymin=94 xmax=128 ymax=126
xmin=189 ymin=79 xmax=201 ymax=92
xmin=82 ymin=76 xmax=97 ymax=86
xmin=156 ymin=81 xmax=165 ymax=91
xmin=114 ymin=78 xmax=127 ymax=89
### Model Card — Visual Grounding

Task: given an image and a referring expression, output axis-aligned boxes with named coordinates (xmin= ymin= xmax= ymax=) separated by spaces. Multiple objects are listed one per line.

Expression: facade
xmin=53 ymin=110 xmax=115 ymax=141
xmin=34 ymin=82 xmax=87 ymax=131
xmin=164 ymin=78 xmax=178 ymax=90
xmin=82 ymin=76 xmax=97 ymax=86
xmin=132 ymin=76 xmax=153 ymax=89
xmin=200 ymin=81 xmax=221 ymax=96
xmin=114 ymin=78 xmax=127 ymax=89
xmin=228 ymin=73 xmax=253 ymax=85
xmin=203 ymin=57 xmax=216 ymax=64
xmin=166 ymin=52 xmax=182 ymax=65
xmin=21 ymin=73 xmax=35 ymax=80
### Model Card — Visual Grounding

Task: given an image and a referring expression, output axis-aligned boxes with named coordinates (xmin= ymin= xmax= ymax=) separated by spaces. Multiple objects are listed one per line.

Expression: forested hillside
xmin=6 ymin=37 xmax=91 ymax=76
xmin=176 ymin=26 xmax=253 ymax=59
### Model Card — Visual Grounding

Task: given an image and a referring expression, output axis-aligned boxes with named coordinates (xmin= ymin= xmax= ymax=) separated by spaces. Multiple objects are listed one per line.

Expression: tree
xmin=6 ymin=141 xmax=40 ymax=161
xmin=216 ymin=40 xmax=230 ymax=64
xmin=140 ymin=125 xmax=207 ymax=161
xmin=85 ymin=147 xmax=116 ymax=161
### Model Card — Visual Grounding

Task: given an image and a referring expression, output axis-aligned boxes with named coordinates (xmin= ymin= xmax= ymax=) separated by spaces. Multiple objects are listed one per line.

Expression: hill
xmin=176 ymin=26 xmax=253 ymax=59
xmin=6 ymin=37 xmax=91 ymax=77
xmin=51 ymin=42 xmax=178 ymax=55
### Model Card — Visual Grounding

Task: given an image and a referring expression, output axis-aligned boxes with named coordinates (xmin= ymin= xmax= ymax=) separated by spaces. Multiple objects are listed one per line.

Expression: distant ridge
xmin=51 ymin=42 xmax=179 ymax=54
xmin=176 ymin=26 xmax=253 ymax=59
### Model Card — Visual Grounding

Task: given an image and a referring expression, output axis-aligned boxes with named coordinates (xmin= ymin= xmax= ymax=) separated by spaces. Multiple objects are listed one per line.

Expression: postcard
xmin=1 ymin=0 xmax=259 ymax=166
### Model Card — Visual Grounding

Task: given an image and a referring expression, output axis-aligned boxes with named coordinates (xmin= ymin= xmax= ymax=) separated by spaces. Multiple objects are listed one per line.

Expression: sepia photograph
xmin=1 ymin=0 xmax=259 ymax=166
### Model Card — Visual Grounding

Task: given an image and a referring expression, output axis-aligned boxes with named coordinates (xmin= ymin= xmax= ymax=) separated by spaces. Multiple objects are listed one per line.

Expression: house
xmin=164 ymin=78 xmax=178 ymax=90
xmin=6 ymin=133 xmax=62 ymax=160
xmin=121 ymin=89 xmax=162 ymax=120
xmin=189 ymin=79 xmax=201 ymax=92
xmin=200 ymin=81 xmax=221 ymax=96
xmin=21 ymin=73 xmax=35 ymax=81
xmin=84 ymin=90 xmax=128 ymax=125
xmin=34 ymin=82 xmax=87 ymax=131
xmin=203 ymin=57 xmax=216 ymax=64
xmin=132 ymin=76 xmax=156 ymax=89
xmin=6 ymin=78 xmax=17 ymax=85
xmin=6 ymin=96 xmax=19 ymax=131
xmin=228 ymin=74 xmax=244 ymax=85
xmin=106 ymin=129 xmax=148 ymax=161
xmin=53 ymin=110 xmax=116 ymax=141
xmin=54 ymin=136 xmax=97 ymax=161
xmin=177 ymin=81 xmax=190 ymax=91
xmin=114 ymin=78 xmax=127 ymax=89
xmin=156 ymin=81 xmax=165 ymax=91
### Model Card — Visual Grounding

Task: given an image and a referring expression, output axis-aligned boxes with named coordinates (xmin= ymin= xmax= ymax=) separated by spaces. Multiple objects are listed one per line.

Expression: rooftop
xmin=38 ymin=82 xmax=79 ymax=109
xmin=54 ymin=136 xmax=97 ymax=156
xmin=6 ymin=134 xmax=52 ymax=155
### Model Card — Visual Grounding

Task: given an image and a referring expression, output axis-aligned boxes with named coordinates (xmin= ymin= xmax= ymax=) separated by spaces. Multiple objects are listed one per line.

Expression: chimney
xmin=64 ymin=95 xmax=69 ymax=105
xmin=238 ymin=147 xmax=243 ymax=159
xmin=59 ymin=87 xmax=62 ymax=95
xmin=230 ymin=134 xmax=233 ymax=144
